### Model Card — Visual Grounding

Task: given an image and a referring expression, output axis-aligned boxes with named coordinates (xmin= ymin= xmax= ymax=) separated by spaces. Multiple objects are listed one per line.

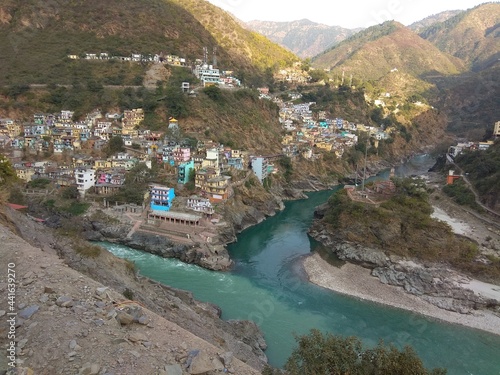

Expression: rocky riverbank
xmin=305 ymin=171 xmax=500 ymax=334
xmin=1 ymin=205 xmax=269 ymax=373
xmin=303 ymin=253 xmax=500 ymax=336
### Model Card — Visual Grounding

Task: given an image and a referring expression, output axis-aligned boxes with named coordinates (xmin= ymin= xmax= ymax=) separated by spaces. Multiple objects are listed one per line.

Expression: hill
xmin=246 ymin=19 xmax=360 ymax=59
xmin=169 ymin=0 xmax=298 ymax=71
xmin=426 ymin=64 xmax=500 ymax=139
xmin=419 ymin=3 xmax=500 ymax=71
xmin=0 ymin=0 xmax=297 ymax=86
xmin=409 ymin=10 xmax=463 ymax=33
xmin=312 ymin=21 xmax=464 ymax=82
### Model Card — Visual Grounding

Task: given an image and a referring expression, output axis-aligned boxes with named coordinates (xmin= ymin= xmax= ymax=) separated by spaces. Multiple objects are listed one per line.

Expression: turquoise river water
xmin=101 ymin=155 xmax=500 ymax=374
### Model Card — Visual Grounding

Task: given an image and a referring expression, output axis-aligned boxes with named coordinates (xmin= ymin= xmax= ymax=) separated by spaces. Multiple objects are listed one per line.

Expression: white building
xmin=193 ymin=64 xmax=220 ymax=86
xmin=251 ymin=157 xmax=269 ymax=183
xmin=75 ymin=169 xmax=96 ymax=196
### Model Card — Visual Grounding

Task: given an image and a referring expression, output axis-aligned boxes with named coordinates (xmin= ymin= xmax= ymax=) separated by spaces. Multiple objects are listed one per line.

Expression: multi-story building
xmin=75 ymin=169 xmax=96 ymax=196
xmin=193 ymin=64 xmax=220 ymax=86
xmin=122 ymin=108 xmax=144 ymax=130
xmin=204 ymin=175 xmax=231 ymax=203
xmin=251 ymin=156 xmax=269 ymax=183
xmin=494 ymin=121 xmax=500 ymax=138
xmin=149 ymin=185 xmax=175 ymax=212
xmin=186 ymin=196 xmax=214 ymax=215
xmin=202 ymin=148 xmax=219 ymax=169
xmin=195 ymin=167 xmax=219 ymax=188
xmin=178 ymin=160 xmax=194 ymax=184
xmin=173 ymin=147 xmax=191 ymax=163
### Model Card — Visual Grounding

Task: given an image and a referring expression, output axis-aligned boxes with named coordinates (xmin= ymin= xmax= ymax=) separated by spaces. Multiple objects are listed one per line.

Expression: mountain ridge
xmin=419 ymin=2 xmax=500 ymax=70
xmin=246 ymin=18 xmax=360 ymax=58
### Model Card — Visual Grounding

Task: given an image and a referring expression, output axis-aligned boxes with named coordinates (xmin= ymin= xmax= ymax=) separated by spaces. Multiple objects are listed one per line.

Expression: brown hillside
xmin=420 ymin=3 xmax=500 ymax=70
xmin=313 ymin=21 xmax=464 ymax=81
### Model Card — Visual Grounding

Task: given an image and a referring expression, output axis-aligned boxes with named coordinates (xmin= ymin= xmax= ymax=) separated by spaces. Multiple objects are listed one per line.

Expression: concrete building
xmin=75 ymin=169 xmax=96 ymax=196
xmin=251 ymin=156 xmax=269 ymax=183
xmin=494 ymin=121 xmax=500 ymax=138
xmin=178 ymin=160 xmax=195 ymax=184
xmin=193 ymin=64 xmax=220 ymax=86
xmin=150 ymin=185 xmax=175 ymax=212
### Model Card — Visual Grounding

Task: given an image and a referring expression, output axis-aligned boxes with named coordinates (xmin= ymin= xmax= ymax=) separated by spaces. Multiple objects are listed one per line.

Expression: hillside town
xmin=2 ymin=103 xmax=498 ymax=209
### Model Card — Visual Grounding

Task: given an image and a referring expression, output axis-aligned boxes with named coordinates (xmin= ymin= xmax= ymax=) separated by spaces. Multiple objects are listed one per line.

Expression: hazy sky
xmin=206 ymin=0 xmax=494 ymax=28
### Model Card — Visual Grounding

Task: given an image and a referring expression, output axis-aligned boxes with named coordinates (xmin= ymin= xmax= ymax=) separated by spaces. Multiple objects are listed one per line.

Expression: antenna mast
xmin=213 ymin=46 xmax=217 ymax=67
xmin=203 ymin=47 xmax=208 ymax=65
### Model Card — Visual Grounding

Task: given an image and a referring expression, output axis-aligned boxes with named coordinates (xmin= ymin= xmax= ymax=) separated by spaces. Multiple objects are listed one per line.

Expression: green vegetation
xmin=297 ymin=85 xmax=374 ymax=126
xmin=317 ymin=21 xmax=398 ymax=59
xmin=27 ymin=178 xmax=51 ymax=189
xmin=105 ymin=136 xmax=125 ymax=157
xmin=453 ymin=141 xmax=500 ymax=210
xmin=442 ymin=180 xmax=481 ymax=211
xmin=321 ymin=177 xmax=499 ymax=281
xmin=109 ymin=162 xmax=158 ymax=205
xmin=263 ymin=329 xmax=446 ymax=375
xmin=123 ymin=288 xmax=134 ymax=300
xmin=0 ymin=0 xmax=296 ymax=87
xmin=75 ymin=243 xmax=102 ymax=258
xmin=8 ymin=188 xmax=26 ymax=206
xmin=61 ymin=201 xmax=90 ymax=216
xmin=0 ymin=155 xmax=17 ymax=187
xmin=279 ymin=156 xmax=293 ymax=182
xmin=61 ymin=186 xmax=79 ymax=200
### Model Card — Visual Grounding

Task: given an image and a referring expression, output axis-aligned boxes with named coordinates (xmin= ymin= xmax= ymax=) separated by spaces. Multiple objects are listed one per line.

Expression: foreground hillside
xmin=0 ymin=0 xmax=297 ymax=85
xmin=0 ymin=205 xmax=265 ymax=373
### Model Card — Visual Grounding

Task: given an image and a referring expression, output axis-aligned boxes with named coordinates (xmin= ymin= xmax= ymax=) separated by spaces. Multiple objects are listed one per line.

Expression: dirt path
xmin=143 ymin=64 xmax=170 ymax=89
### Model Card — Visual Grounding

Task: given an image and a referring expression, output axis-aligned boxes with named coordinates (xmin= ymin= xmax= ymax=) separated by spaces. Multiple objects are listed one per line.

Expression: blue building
xmin=150 ymin=185 xmax=175 ymax=212
xmin=227 ymin=157 xmax=244 ymax=170
xmin=178 ymin=160 xmax=194 ymax=184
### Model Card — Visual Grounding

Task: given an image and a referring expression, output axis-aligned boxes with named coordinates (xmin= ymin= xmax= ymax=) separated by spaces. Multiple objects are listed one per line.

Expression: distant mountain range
xmin=307 ymin=2 xmax=499 ymax=138
xmin=246 ymin=19 xmax=361 ymax=58
xmin=245 ymin=10 xmax=464 ymax=59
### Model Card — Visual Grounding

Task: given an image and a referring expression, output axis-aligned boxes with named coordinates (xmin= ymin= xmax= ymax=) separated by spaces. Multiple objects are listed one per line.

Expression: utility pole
xmin=361 ymin=138 xmax=368 ymax=191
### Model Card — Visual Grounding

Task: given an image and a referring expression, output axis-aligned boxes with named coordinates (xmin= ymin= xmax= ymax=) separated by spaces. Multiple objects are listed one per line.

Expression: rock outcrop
xmin=309 ymin=221 xmax=499 ymax=314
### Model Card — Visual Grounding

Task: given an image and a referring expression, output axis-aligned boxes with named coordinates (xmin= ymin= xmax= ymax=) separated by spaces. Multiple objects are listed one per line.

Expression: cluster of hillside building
xmin=0 ymin=109 xmax=276 ymax=220
xmin=68 ymin=50 xmax=241 ymax=88
xmin=273 ymin=95 xmax=391 ymax=159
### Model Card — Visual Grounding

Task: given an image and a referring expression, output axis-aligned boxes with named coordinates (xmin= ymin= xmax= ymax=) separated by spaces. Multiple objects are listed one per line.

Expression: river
xmin=100 ymin=155 xmax=500 ymax=374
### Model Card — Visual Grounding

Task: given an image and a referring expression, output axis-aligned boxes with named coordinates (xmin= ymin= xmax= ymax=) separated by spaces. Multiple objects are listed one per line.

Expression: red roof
xmin=6 ymin=203 xmax=28 ymax=210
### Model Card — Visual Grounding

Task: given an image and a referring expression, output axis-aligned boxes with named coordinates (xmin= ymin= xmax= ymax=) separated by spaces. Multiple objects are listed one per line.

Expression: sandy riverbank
xmin=303 ymin=252 xmax=500 ymax=336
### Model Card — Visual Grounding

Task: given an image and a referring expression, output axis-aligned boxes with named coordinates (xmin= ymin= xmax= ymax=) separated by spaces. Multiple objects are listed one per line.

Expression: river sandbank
xmin=302 ymin=252 xmax=500 ymax=336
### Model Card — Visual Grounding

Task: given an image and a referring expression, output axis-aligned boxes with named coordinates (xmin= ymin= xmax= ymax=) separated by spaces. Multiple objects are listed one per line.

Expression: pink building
xmin=173 ymin=147 xmax=191 ymax=163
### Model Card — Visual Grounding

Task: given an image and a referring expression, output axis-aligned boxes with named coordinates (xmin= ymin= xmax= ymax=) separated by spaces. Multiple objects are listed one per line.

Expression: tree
xmin=203 ymin=85 xmax=222 ymax=101
xmin=105 ymin=136 xmax=125 ymax=157
xmin=284 ymin=329 xmax=446 ymax=375
xmin=61 ymin=185 xmax=79 ymax=200
xmin=0 ymin=155 xmax=17 ymax=186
